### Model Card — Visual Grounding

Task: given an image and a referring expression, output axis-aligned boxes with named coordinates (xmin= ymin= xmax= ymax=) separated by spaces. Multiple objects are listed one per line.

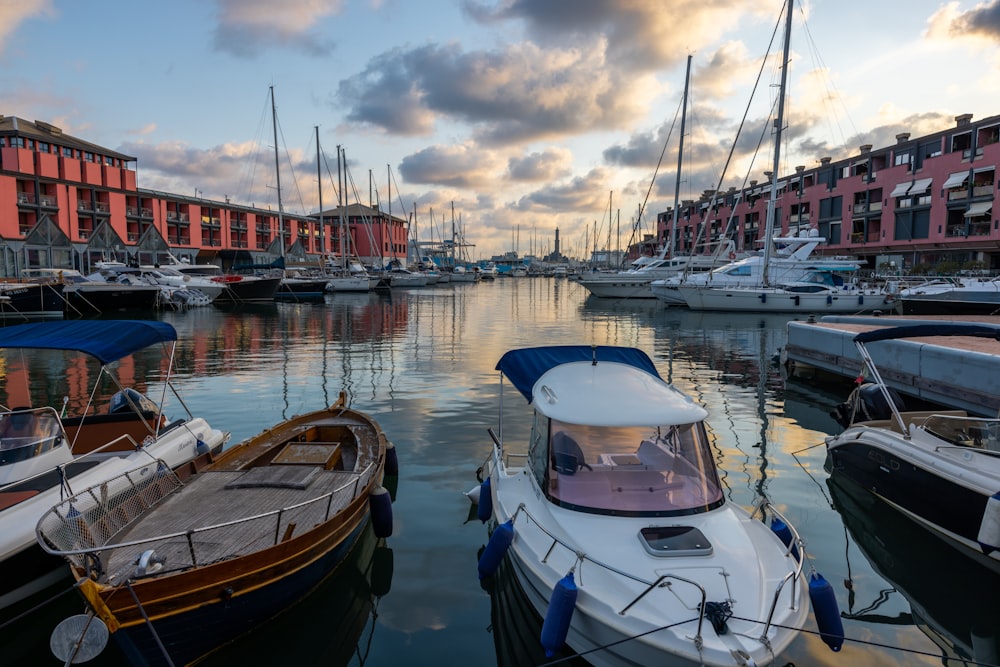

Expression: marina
xmin=0 ymin=277 xmax=997 ymax=666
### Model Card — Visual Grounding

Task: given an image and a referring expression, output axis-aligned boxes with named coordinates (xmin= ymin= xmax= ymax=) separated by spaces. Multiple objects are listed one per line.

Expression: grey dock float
xmin=783 ymin=314 xmax=1000 ymax=416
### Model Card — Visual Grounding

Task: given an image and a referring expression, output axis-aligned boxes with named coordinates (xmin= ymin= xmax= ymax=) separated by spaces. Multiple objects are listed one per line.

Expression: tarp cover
xmin=854 ymin=323 xmax=1000 ymax=344
xmin=0 ymin=320 xmax=177 ymax=365
xmin=496 ymin=345 xmax=660 ymax=402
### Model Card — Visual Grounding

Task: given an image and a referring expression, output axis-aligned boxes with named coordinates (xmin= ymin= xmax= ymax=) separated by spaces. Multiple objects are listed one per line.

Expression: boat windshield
xmin=541 ymin=419 xmax=724 ymax=516
xmin=920 ymin=414 xmax=1000 ymax=451
xmin=0 ymin=409 xmax=64 ymax=466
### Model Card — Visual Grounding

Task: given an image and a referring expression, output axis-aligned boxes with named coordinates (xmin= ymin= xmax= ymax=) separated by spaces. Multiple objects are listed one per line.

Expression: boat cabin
xmin=498 ymin=346 xmax=726 ymax=518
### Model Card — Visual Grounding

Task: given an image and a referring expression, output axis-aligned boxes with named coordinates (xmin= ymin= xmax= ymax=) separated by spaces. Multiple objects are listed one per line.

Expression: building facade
xmin=0 ymin=116 xmax=408 ymax=277
xmin=655 ymin=113 xmax=1000 ymax=273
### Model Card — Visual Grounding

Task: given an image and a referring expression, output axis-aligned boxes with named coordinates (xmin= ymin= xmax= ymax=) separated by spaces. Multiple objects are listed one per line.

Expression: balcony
xmin=39 ymin=195 xmax=56 ymax=208
xmin=95 ymin=202 xmax=111 ymax=214
xmin=973 ymin=185 xmax=994 ymax=197
xmin=78 ymin=201 xmax=94 ymax=212
xmin=16 ymin=192 xmax=34 ymax=205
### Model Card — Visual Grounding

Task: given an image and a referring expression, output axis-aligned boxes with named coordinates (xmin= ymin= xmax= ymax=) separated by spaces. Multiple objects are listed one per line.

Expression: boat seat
xmin=551 ymin=432 xmax=591 ymax=475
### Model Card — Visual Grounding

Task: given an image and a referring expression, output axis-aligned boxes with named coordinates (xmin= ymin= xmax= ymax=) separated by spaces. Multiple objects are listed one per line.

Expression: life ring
xmin=728 ymin=251 xmax=737 ymax=260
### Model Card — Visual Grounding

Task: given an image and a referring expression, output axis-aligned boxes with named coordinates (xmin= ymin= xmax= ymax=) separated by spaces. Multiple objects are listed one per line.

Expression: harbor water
xmin=2 ymin=278 xmax=998 ymax=666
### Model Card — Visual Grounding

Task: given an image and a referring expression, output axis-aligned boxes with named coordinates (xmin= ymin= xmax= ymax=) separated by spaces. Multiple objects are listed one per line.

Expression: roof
xmin=496 ymin=346 xmax=708 ymax=426
xmin=0 ymin=116 xmax=136 ymax=162
xmin=0 ymin=320 xmax=177 ymax=365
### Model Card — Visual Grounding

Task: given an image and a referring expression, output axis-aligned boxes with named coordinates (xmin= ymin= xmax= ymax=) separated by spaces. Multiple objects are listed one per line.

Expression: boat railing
xmin=508 ymin=502 xmax=713 ymax=641
xmin=36 ymin=458 xmax=379 ymax=576
xmin=752 ymin=501 xmax=807 ymax=642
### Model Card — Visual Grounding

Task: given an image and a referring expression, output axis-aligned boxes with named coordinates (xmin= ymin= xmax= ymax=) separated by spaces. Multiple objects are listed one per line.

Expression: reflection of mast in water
xmin=754 ymin=320 xmax=770 ymax=504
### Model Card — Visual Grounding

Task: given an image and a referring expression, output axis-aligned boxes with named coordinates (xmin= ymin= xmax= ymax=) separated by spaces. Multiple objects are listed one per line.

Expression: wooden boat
xmin=37 ymin=392 xmax=393 ymax=666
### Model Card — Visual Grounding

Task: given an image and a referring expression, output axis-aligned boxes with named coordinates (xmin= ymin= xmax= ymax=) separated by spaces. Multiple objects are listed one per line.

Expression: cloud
xmin=120 ymin=139 xmax=318 ymax=214
xmin=0 ymin=1 xmax=56 ymax=55
xmin=336 ymin=41 xmax=654 ymax=144
xmin=506 ymin=147 xmax=572 ymax=181
xmin=511 ymin=166 xmax=614 ymax=213
xmin=462 ymin=0 xmax=755 ymax=72
xmin=927 ymin=0 xmax=1000 ymax=42
xmin=398 ymin=143 xmax=506 ymax=188
xmin=211 ymin=0 xmax=343 ymax=56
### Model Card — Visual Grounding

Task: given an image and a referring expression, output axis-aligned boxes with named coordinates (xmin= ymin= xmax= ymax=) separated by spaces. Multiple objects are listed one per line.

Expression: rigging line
xmin=732 ymin=614 xmax=1000 ymax=667
xmin=682 ymin=12 xmax=782 ymax=266
xmin=794 ymin=4 xmax=860 ymax=149
xmin=272 ymin=104 xmax=308 ymax=217
xmin=237 ymin=88 xmax=273 ymax=207
xmin=539 ymin=616 xmax=703 ymax=667
xmin=625 ymin=93 xmax=682 ymax=256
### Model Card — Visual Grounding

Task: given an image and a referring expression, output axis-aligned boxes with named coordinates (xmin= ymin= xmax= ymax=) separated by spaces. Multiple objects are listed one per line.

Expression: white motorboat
xmin=476 ymin=345 xmax=812 ymax=666
xmin=678 ymin=270 xmax=896 ymax=313
xmin=825 ymin=323 xmax=1000 ymax=575
xmin=650 ymin=233 xmax=866 ymax=306
xmin=0 ymin=320 xmax=229 ymax=611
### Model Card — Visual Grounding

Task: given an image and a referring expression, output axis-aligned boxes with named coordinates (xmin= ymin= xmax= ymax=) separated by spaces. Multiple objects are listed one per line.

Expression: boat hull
xmin=680 ymin=285 xmax=892 ymax=313
xmin=826 ymin=434 xmax=1000 ymax=573
xmin=488 ymin=457 xmax=808 ymax=667
xmin=0 ymin=283 xmax=64 ymax=319
xmin=65 ymin=284 xmax=161 ymax=314
xmin=275 ymin=278 xmax=330 ymax=301
xmin=213 ymin=276 xmax=281 ymax=302
xmin=111 ymin=515 xmax=370 ymax=667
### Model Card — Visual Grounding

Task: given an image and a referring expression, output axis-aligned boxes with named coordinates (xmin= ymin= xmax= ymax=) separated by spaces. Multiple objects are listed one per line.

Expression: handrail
xmin=37 ymin=459 xmax=377 ymax=566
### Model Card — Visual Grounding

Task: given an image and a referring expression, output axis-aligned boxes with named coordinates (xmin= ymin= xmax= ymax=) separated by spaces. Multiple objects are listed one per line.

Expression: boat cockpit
xmin=532 ymin=418 xmax=725 ymax=517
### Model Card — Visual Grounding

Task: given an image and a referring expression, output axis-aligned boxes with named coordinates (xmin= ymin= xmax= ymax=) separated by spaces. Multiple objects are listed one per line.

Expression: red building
xmin=655 ymin=112 xmax=1000 ymax=273
xmin=0 ymin=116 xmax=408 ymax=276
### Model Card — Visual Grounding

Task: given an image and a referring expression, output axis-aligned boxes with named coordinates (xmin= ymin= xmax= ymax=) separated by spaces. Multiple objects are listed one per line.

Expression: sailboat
xmin=326 ymin=146 xmax=378 ymax=293
xmin=578 ymin=57 xmax=728 ymax=300
xmin=675 ymin=18 xmax=894 ymax=314
xmin=270 ymin=92 xmax=332 ymax=302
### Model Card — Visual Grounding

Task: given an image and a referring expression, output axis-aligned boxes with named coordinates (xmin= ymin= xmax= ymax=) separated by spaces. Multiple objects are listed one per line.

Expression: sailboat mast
xmin=270 ymin=86 xmax=285 ymax=260
xmin=316 ymin=126 xmax=324 ymax=259
xmin=669 ymin=54 xmax=692 ymax=260
xmin=762 ymin=0 xmax=794 ymax=284
xmin=337 ymin=145 xmax=345 ymax=270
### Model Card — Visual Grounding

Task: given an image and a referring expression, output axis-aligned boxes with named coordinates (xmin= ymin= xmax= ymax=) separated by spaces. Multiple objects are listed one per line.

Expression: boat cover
xmin=0 ymin=320 xmax=177 ymax=365
xmin=854 ymin=323 xmax=1000 ymax=344
xmin=496 ymin=346 xmax=660 ymax=402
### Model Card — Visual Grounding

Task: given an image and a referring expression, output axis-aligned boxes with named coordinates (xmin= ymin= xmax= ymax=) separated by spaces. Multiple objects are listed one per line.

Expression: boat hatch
xmin=639 ymin=526 xmax=713 ymax=557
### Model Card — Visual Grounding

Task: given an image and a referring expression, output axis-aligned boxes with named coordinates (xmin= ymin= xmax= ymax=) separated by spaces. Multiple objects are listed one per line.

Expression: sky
xmin=4 ymin=0 xmax=1000 ymax=261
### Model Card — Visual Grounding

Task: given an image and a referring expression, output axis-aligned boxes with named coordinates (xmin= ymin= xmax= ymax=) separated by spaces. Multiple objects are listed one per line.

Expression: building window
xmin=62 ymin=146 xmax=73 ymax=157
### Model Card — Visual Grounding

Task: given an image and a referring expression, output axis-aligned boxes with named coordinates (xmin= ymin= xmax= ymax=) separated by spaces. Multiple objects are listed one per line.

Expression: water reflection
xmin=201 ymin=522 xmax=394 ymax=667
xmin=829 ymin=470 xmax=1000 ymax=665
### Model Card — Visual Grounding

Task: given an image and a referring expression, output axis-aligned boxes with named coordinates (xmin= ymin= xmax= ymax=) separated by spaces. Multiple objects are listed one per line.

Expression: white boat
xmin=899 ymin=276 xmax=1000 ymax=315
xmin=449 ymin=265 xmax=480 ymax=283
xmin=578 ymin=251 xmax=731 ymax=299
xmin=386 ymin=266 xmax=429 ymax=287
xmin=650 ymin=235 xmax=867 ymax=308
xmin=479 ymin=262 xmax=498 ymax=281
xmin=0 ymin=320 xmax=229 ymax=611
xmin=477 ymin=345 xmax=810 ymax=666
xmin=825 ymin=323 xmax=1000 ymax=575
xmin=678 ymin=269 xmax=896 ymax=313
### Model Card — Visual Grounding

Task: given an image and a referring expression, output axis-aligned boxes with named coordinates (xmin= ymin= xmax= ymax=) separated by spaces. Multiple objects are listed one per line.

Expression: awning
xmin=889 ymin=181 xmax=911 ymax=197
xmin=909 ymin=177 xmax=933 ymax=194
xmin=964 ymin=201 xmax=993 ymax=218
xmin=943 ymin=171 xmax=969 ymax=189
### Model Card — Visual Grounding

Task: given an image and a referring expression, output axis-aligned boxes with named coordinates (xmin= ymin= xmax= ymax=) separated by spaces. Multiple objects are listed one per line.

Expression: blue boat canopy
xmin=854 ymin=323 xmax=1000 ymax=344
xmin=496 ymin=345 xmax=661 ymax=402
xmin=0 ymin=320 xmax=177 ymax=365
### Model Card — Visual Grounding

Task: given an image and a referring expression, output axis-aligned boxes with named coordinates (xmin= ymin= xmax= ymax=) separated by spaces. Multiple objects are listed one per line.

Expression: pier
xmin=783 ymin=314 xmax=1000 ymax=416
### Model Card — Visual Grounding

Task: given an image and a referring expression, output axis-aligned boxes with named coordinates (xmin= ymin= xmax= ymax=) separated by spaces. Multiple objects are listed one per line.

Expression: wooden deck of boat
xmin=104 ymin=466 xmax=362 ymax=582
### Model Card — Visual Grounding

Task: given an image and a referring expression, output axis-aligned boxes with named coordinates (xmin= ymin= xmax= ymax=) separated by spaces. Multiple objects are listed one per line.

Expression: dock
xmin=782 ymin=314 xmax=1000 ymax=416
